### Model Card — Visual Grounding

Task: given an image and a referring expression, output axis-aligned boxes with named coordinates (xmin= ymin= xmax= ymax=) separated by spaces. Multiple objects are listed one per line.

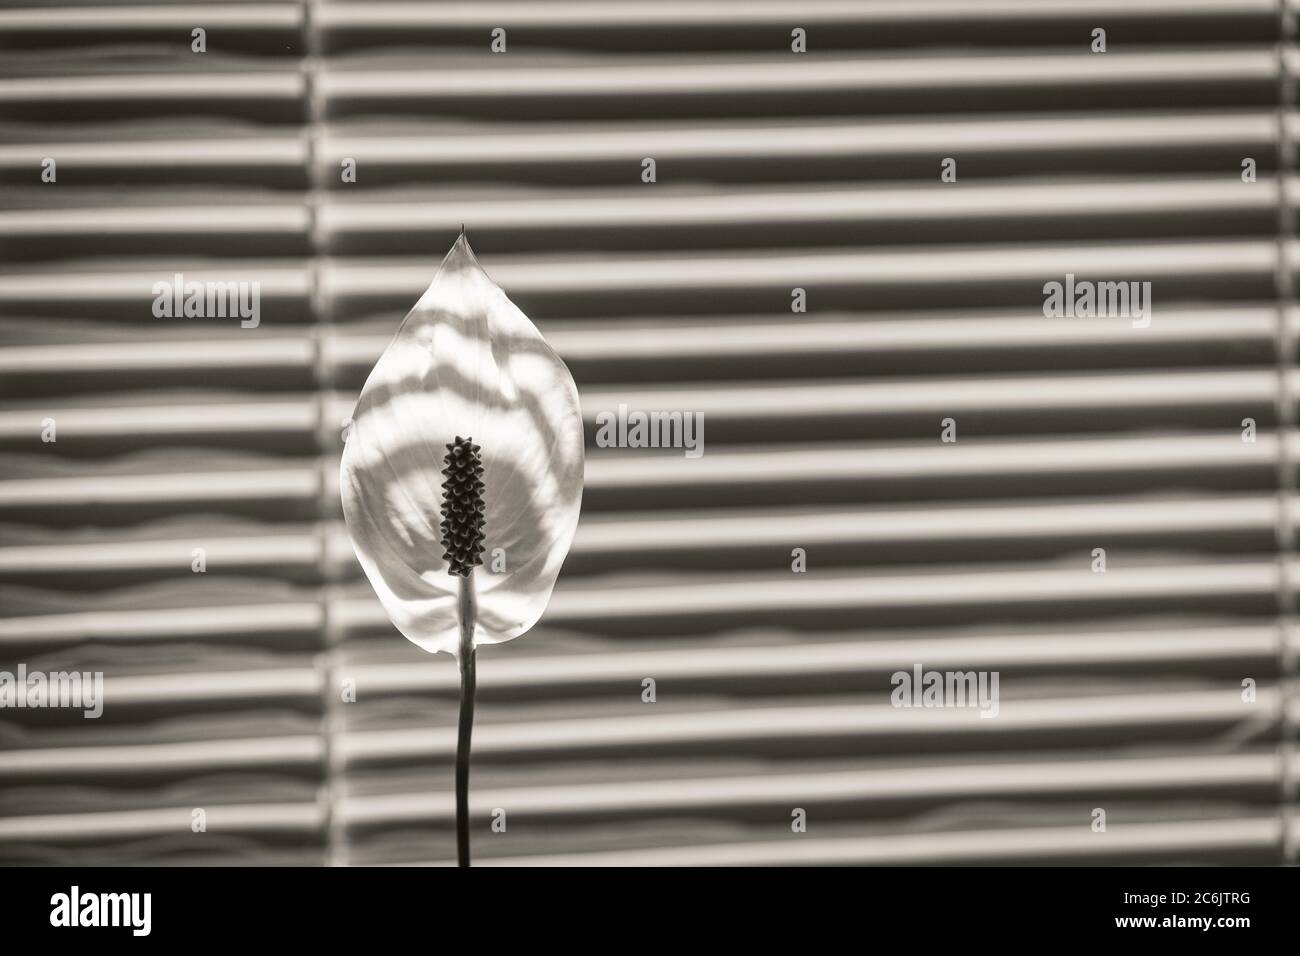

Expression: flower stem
xmin=455 ymin=572 xmax=477 ymax=867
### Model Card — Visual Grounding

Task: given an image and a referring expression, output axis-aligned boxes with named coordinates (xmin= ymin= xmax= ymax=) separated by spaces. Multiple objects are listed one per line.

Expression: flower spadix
xmin=340 ymin=234 xmax=585 ymax=655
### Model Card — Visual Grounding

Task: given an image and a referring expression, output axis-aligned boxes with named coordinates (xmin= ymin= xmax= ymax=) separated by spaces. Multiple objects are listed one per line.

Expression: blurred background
xmin=1 ymin=0 xmax=1299 ymax=866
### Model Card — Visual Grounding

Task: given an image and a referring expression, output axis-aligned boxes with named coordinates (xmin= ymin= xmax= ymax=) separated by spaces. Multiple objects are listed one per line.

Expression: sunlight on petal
xmin=341 ymin=234 xmax=585 ymax=655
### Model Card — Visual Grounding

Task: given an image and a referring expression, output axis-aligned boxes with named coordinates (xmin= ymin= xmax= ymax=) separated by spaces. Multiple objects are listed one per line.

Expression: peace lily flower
xmin=339 ymin=231 xmax=585 ymax=865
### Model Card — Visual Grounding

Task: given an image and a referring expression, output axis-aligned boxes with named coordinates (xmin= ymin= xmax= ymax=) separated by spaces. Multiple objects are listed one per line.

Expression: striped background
xmin=1 ymin=0 xmax=1297 ymax=865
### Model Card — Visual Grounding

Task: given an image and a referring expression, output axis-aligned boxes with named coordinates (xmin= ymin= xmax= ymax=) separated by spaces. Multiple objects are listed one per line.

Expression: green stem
xmin=455 ymin=574 xmax=477 ymax=867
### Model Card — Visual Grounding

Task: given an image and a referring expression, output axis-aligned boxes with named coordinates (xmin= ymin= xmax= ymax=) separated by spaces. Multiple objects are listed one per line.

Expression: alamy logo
xmin=1042 ymin=273 xmax=1152 ymax=328
xmin=890 ymin=664 xmax=1000 ymax=718
xmin=50 ymin=886 xmax=151 ymax=936
xmin=594 ymin=403 xmax=704 ymax=458
xmin=0 ymin=664 xmax=103 ymax=718
xmin=152 ymin=272 xmax=261 ymax=328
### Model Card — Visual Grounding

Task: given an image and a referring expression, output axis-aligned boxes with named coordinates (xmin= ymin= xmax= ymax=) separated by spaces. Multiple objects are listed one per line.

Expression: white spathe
xmin=340 ymin=234 xmax=585 ymax=655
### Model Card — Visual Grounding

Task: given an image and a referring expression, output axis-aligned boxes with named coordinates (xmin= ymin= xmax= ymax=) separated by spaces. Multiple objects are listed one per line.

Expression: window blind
xmin=0 ymin=0 xmax=1296 ymax=866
